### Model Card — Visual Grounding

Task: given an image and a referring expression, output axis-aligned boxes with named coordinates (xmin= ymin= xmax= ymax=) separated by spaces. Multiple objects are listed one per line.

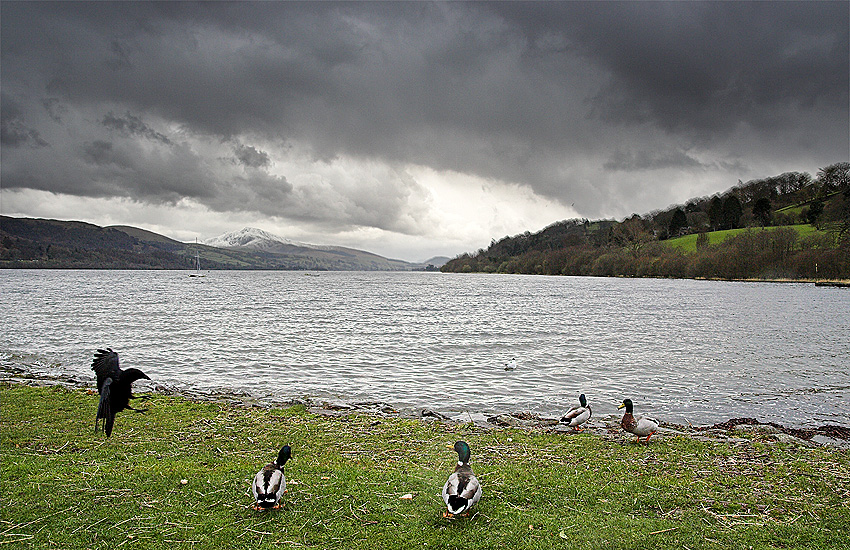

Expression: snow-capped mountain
xmin=201 ymin=227 xmax=439 ymax=271
xmin=203 ymin=227 xmax=321 ymax=252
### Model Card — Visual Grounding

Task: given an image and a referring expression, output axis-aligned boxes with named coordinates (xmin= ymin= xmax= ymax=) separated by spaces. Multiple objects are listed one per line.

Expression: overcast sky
xmin=2 ymin=1 xmax=847 ymax=261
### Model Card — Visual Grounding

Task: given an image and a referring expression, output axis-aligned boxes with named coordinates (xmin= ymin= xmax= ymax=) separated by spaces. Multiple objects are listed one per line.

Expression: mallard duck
xmin=90 ymin=348 xmax=151 ymax=437
xmin=442 ymin=441 xmax=482 ymax=518
xmin=251 ymin=445 xmax=291 ymax=511
xmin=618 ymin=399 xmax=659 ymax=444
xmin=560 ymin=393 xmax=592 ymax=431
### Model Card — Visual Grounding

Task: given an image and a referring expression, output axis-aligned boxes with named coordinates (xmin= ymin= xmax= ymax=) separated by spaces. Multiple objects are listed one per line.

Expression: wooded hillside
xmin=442 ymin=162 xmax=850 ymax=280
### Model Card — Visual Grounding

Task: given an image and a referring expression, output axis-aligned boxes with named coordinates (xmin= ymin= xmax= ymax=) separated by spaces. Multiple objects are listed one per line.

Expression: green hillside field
xmin=664 ymin=224 xmax=823 ymax=254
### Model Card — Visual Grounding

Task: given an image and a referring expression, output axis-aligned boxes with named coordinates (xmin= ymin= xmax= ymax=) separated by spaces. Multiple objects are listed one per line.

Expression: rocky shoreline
xmin=3 ymin=365 xmax=848 ymax=449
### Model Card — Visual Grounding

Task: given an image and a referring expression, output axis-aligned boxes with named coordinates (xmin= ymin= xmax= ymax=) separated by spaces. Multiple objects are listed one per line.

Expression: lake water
xmin=1 ymin=270 xmax=848 ymax=428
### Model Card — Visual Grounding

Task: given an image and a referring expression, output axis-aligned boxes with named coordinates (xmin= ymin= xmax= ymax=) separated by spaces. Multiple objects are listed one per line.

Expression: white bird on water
xmin=504 ymin=359 xmax=517 ymax=371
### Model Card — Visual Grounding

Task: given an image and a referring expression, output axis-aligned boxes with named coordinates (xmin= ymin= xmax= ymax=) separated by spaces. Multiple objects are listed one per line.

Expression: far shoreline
xmin=2 ymin=266 xmax=850 ymax=286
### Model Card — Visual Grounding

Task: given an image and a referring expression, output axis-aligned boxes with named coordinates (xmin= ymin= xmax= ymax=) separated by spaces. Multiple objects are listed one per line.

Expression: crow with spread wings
xmin=91 ymin=348 xmax=151 ymax=437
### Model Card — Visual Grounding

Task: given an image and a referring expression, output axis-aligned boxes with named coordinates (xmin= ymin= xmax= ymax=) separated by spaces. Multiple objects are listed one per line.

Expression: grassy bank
xmin=2 ymin=384 xmax=849 ymax=549
xmin=664 ymin=224 xmax=823 ymax=254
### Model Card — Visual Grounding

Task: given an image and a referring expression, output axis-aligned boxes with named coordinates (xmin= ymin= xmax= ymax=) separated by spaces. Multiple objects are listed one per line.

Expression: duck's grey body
xmin=618 ymin=399 xmax=659 ymax=443
xmin=442 ymin=441 xmax=482 ymax=517
xmin=252 ymin=446 xmax=291 ymax=510
xmin=561 ymin=393 xmax=592 ymax=430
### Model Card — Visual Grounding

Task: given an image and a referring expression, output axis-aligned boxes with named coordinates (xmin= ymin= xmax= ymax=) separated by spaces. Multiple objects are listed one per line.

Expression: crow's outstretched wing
xmin=95 ymin=377 xmax=114 ymax=436
xmin=94 ymin=378 xmax=115 ymax=437
xmin=91 ymin=348 xmax=120 ymax=393
xmin=92 ymin=348 xmax=120 ymax=436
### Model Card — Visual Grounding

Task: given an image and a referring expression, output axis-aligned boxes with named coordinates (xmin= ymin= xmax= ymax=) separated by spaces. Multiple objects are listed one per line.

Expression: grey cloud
xmin=1 ymin=93 xmax=49 ymax=148
xmin=82 ymin=140 xmax=120 ymax=166
xmin=279 ymin=164 xmax=432 ymax=235
xmin=0 ymin=119 xmax=49 ymax=149
xmin=102 ymin=112 xmax=172 ymax=145
xmin=493 ymin=2 xmax=848 ymax=138
xmin=105 ymin=40 xmax=133 ymax=71
xmin=604 ymin=150 xmax=705 ymax=172
xmin=209 ymin=170 xmax=293 ymax=216
xmin=1 ymin=1 xmax=846 ymax=227
xmin=234 ymin=145 xmax=271 ymax=169
xmin=41 ymin=98 xmax=67 ymax=123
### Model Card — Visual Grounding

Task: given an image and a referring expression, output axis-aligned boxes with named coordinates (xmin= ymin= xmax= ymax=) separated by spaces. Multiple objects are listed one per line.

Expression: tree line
xmin=442 ymin=162 xmax=850 ymax=280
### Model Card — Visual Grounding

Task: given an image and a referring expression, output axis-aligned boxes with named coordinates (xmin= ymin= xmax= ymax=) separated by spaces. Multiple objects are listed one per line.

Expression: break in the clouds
xmin=1 ymin=1 xmax=847 ymax=260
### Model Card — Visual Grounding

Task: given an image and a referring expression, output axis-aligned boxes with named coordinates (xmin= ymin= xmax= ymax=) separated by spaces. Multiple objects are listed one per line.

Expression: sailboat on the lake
xmin=189 ymin=240 xmax=205 ymax=277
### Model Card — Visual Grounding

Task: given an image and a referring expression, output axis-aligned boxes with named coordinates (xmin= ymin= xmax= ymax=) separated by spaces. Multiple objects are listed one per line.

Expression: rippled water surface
xmin=2 ymin=270 xmax=848 ymax=427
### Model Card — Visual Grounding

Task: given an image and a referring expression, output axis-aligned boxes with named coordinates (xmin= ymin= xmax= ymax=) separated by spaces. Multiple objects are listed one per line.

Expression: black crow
xmin=90 ymin=348 xmax=151 ymax=437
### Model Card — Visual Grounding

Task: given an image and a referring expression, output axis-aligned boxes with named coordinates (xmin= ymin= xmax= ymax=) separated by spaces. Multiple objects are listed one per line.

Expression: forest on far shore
xmin=442 ymin=162 xmax=850 ymax=280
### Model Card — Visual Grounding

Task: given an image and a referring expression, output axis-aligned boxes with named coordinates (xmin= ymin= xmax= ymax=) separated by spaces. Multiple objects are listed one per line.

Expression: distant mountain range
xmin=0 ymin=216 xmax=448 ymax=271
xmin=203 ymin=227 xmax=319 ymax=251
xmin=203 ymin=227 xmax=449 ymax=270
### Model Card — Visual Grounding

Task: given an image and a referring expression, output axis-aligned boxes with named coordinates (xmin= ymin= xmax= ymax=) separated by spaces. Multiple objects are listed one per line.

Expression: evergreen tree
xmin=806 ymin=199 xmax=824 ymax=226
xmin=708 ymin=196 xmax=724 ymax=230
xmin=668 ymin=208 xmax=687 ymax=236
xmin=753 ymin=197 xmax=772 ymax=227
xmin=722 ymin=195 xmax=743 ymax=229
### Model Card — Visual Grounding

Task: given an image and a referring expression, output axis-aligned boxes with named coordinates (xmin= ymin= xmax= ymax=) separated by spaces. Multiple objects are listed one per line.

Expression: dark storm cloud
xmin=234 ymin=145 xmax=272 ymax=169
xmin=82 ymin=140 xmax=120 ymax=167
xmin=102 ymin=112 xmax=173 ymax=145
xmin=1 ymin=1 xmax=847 ymax=227
xmin=604 ymin=150 xmax=705 ymax=172
xmin=492 ymin=1 xmax=849 ymax=135
xmin=0 ymin=92 xmax=49 ymax=148
xmin=41 ymin=98 xmax=67 ymax=124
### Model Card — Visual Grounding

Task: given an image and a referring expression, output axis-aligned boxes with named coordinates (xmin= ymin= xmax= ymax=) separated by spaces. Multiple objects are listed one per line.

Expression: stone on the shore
xmin=487 ymin=413 xmax=558 ymax=427
xmin=771 ymin=433 xmax=820 ymax=447
xmin=322 ymin=401 xmax=355 ymax=411
xmin=734 ymin=424 xmax=781 ymax=435
xmin=420 ymin=409 xmax=449 ymax=420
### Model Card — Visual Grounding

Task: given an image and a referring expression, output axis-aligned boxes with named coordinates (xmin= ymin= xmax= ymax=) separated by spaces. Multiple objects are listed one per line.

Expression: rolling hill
xmin=0 ymin=217 xmax=435 ymax=271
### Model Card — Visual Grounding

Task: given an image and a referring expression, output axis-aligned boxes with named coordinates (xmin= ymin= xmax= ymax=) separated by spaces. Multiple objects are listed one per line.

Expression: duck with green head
xmin=441 ymin=440 xmax=482 ymax=518
xmin=251 ymin=445 xmax=291 ymax=511
xmin=560 ymin=393 xmax=592 ymax=431
xmin=618 ymin=399 xmax=659 ymax=444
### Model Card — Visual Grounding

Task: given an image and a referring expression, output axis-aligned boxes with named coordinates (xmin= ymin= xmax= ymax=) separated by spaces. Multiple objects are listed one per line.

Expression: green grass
xmin=2 ymin=384 xmax=849 ymax=549
xmin=775 ymin=192 xmax=843 ymax=216
xmin=664 ymin=224 xmax=822 ymax=254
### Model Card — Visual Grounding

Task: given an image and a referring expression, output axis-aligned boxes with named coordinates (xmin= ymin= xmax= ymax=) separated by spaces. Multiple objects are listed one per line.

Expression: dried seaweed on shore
xmin=694 ymin=417 xmax=850 ymax=441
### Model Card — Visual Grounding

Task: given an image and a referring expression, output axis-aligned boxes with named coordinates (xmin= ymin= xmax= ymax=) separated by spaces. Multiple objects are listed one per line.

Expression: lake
xmin=1 ymin=270 xmax=848 ymax=428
